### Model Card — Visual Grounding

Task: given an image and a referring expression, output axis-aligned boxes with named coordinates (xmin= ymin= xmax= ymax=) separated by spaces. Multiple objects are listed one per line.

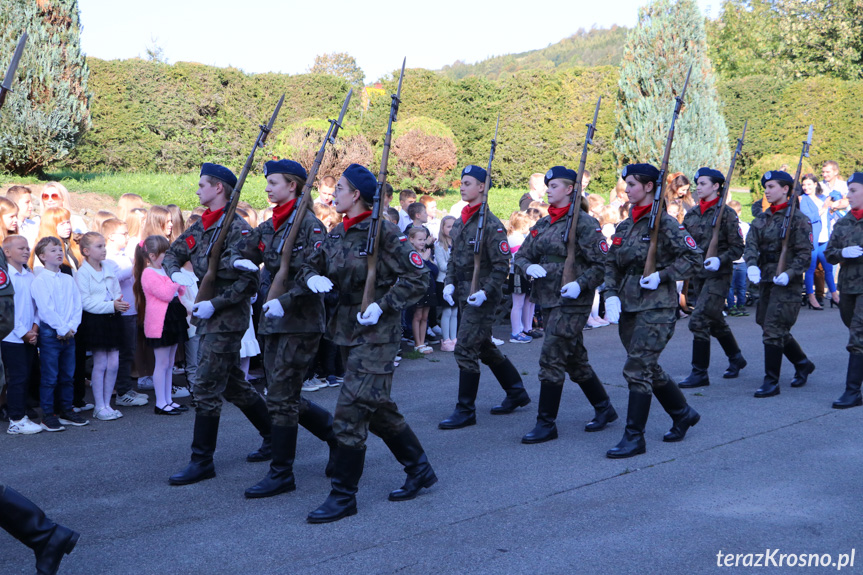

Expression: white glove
xmin=171 ymin=272 xmax=195 ymax=287
xmin=467 ymin=290 xmax=487 ymax=307
xmin=773 ymin=272 xmax=789 ymax=286
xmin=747 ymin=266 xmax=761 ymax=284
xmin=525 ymin=264 xmax=547 ymax=279
xmin=842 ymin=246 xmax=863 ymax=259
xmin=263 ymin=299 xmax=284 ymax=318
xmin=703 ymin=257 xmax=720 ymax=272
xmin=233 ymin=259 xmax=258 ymax=272
xmin=192 ymin=300 xmax=215 ymax=319
xmin=307 ymin=275 xmax=333 ymax=293
xmin=442 ymin=284 xmax=455 ymax=306
xmin=560 ymin=281 xmax=581 ymax=299
xmin=639 ymin=272 xmax=660 ymax=290
xmin=605 ymin=296 xmax=621 ymax=323
xmin=356 ymin=302 xmax=383 ymax=326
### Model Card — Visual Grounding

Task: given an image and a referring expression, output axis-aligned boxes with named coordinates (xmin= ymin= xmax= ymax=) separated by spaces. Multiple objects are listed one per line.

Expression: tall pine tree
xmin=613 ymin=0 xmax=729 ymax=179
xmin=0 ymin=0 xmax=91 ymax=175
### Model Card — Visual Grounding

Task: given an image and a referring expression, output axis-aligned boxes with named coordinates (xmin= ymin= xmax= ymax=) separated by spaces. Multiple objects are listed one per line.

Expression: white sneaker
xmin=137 ymin=376 xmax=154 ymax=390
xmin=171 ymin=386 xmax=191 ymax=399
xmin=301 ymin=377 xmax=325 ymax=392
xmin=112 ymin=408 xmax=124 ymax=419
xmin=7 ymin=416 xmax=42 ymax=435
xmin=172 ymin=366 xmax=186 ymax=375
xmin=116 ymin=390 xmax=148 ymax=406
xmin=491 ymin=336 xmax=504 ymax=346
xmin=94 ymin=407 xmax=119 ymax=421
xmin=72 ymin=403 xmax=94 ymax=413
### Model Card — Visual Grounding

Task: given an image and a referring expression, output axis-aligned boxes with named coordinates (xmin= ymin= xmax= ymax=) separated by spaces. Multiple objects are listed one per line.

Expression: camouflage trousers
xmin=618 ymin=308 xmax=677 ymax=395
xmin=333 ymin=341 xmax=407 ymax=448
xmin=195 ymin=332 xmax=262 ymax=417
xmin=839 ymin=293 xmax=863 ymax=355
xmin=688 ymin=277 xmax=733 ymax=342
xmin=262 ymin=332 xmax=322 ymax=427
xmin=454 ymin=304 xmax=506 ymax=374
xmin=538 ymin=306 xmax=596 ymax=385
xmin=755 ymin=283 xmax=801 ymax=347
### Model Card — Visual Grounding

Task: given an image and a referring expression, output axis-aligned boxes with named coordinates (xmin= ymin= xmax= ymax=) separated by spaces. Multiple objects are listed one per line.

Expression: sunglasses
xmin=42 ymin=192 xmax=61 ymax=201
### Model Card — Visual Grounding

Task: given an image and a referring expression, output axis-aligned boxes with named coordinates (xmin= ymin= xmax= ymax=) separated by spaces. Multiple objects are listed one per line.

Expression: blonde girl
xmin=435 ymin=215 xmax=457 ymax=350
xmin=28 ymin=207 xmax=77 ymax=272
xmin=0 ymin=197 xmax=20 ymax=242
xmin=117 ymin=193 xmax=144 ymax=222
xmin=409 ymin=227 xmax=436 ymax=353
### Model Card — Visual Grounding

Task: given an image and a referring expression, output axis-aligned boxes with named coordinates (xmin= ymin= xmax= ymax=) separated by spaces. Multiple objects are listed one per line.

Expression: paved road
xmin=2 ymin=306 xmax=861 ymax=574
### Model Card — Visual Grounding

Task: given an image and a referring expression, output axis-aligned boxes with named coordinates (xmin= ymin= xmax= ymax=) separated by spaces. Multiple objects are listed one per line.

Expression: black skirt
xmin=145 ymin=298 xmax=188 ymax=348
xmin=80 ymin=311 xmax=124 ymax=351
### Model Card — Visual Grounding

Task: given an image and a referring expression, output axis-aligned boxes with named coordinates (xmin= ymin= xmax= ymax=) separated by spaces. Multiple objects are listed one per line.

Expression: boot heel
xmin=65 ymin=530 xmax=80 ymax=554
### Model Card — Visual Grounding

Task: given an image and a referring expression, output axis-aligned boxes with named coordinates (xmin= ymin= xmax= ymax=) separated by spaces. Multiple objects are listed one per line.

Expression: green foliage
xmin=0 ymin=0 xmax=91 ymax=175
xmin=274 ymin=117 xmax=372 ymax=184
xmin=309 ymin=52 xmax=365 ymax=87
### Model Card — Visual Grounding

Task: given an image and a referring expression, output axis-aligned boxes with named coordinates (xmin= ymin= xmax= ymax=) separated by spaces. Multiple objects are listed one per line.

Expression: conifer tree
xmin=0 ymin=0 xmax=91 ymax=174
xmin=613 ymin=0 xmax=729 ymax=179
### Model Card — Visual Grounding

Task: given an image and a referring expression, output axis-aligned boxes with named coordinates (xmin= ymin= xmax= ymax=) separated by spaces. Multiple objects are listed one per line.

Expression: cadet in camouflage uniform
xmin=164 ymin=163 xmax=271 ymax=487
xmin=679 ymin=167 xmax=747 ymax=388
xmin=825 ymin=172 xmax=863 ymax=408
xmin=744 ymin=170 xmax=815 ymax=398
xmin=438 ymin=164 xmax=530 ymax=430
xmin=604 ymin=163 xmax=702 ymax=459
xmin=297 ymin=164 xmax=436 ymax=524
xmin=229 ymin=159 xmax=338 ymax=499
xmin=513 ymin=166 xmax=617 ymax=444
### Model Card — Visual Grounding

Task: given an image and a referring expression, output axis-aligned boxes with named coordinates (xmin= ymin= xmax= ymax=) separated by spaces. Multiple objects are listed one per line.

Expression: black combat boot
xmin=242 ymin=395 xmax=273 ymax=462
xmin=654 ymin=376 xmax=700 ymax=442
xmin=439 ymin=371 xmax=480 ymax=429
xmin=306 ymin=445 xmax=366 ymax=524
xmin=606 ymin=391 xmax=651 ymax=459
xmin=679 ymin=339 xmax=711 ymax=388
xmin=717 ymin=333 xmax=747 ymax=378
xmin=577 ymin=371 xmax=618 ymax=431
xmin=833 ymin=353 xmax=863 ymax=409
xmin=755 ymin=344 xmax=783 ymax=398
xmin=244 ymin=425 xmax=298 ymax=498
xmin=522 ymin=382 xmax=563 ymax=444
xmin=169 ymin=414 xmax=219 ymax=485
xmin=299 ymin=400 xmax=338 ymax=477
xmin=382 ymin=426 xmax=438 ymax=501
xmin=784 ymin=337 xmax=815 ymax=388
xmin=0 ymin=486 xmax=79 ymax=575
xmin=489 ymin=357 xmax=531 ymax=414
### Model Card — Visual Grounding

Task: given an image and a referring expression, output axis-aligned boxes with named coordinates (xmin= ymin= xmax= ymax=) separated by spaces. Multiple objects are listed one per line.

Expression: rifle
xmin=776 ymin=124 xmax=813 ymax=276
xmin=705 ymin=120 xmax=747 ymax=260
xmin=0 ymin=32 xmax=27 ymax=111
xmin=561 ymin=97 xmax=601 ymax=285
xmin=361 ymin=59 xmax=405 ymax=312
xmin=267 ymin=88 xmax=352 ymax=302
xmin=643 ymin=65 xmax=692 ymax=278
xmin=469 ymin=113 xmax=501 ymax=295
xmin=197 ymin=94 xmax=284 ymax=303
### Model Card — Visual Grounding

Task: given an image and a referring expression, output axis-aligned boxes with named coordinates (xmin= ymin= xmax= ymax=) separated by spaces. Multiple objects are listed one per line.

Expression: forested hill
xmin=438 ymin=27 xmax=628 ymax=81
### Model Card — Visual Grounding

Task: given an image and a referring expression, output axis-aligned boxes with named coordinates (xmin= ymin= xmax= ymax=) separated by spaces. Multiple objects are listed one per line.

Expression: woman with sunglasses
xmin=40 ymin=183 xmax=88 ymax=235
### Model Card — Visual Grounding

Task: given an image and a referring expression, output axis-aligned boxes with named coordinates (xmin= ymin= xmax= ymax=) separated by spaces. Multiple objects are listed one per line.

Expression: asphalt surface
xmin=1 ymin=304 xmax=861 ymax=574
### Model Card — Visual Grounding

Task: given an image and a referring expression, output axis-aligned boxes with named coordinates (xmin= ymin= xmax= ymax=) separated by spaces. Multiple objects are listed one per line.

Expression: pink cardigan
xmin=141 ymin=268 xmax=186 ymax=338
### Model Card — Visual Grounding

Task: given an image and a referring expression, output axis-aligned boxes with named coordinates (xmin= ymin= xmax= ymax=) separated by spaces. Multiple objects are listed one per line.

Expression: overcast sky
xmin=76 ymin=0 xmax=718 ymax=82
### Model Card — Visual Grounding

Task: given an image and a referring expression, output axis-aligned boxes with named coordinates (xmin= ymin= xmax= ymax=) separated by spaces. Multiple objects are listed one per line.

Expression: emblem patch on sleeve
xmin=409 ymin=251 xmax=424 ymax=268
xmin=185 ymin=236 xmax=196 ymax=250
xmin=314 ymin=240 xmax=323 ymax=250
xmin=612 ymin=237 xmax=622 ymax=246
xmin=0 ymin=269 xmax=7 ymax=289
xmin=499 ymin=240 xmax=510 ymax=255
xmin=258 ymin=240 xmax=266 ymax=253
xmin=685 ymin=236 xmax=698 ymax=250
xmin=599 ymin=239 xmax=609 ymax=253
xmin=809 ymin=232 xmax=814 ymax=245
xmin=531 ymin=229 xmax=538 ymax=237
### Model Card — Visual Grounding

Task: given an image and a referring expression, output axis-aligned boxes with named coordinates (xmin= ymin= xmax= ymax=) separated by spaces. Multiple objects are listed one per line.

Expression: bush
xmin=274 ymin=118 xmax=372 ymax=184
xmin=391 ymin=117 xmax=458 ymax=193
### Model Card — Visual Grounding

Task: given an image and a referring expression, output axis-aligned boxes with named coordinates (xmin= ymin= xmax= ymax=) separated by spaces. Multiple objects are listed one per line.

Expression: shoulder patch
xmin=399 ymin=235 xmax=408 ymax=242
xmin=328 ymin=233 xmax=341 ymax=239
xmin=679 ymin=225 xmax=685 ymax=230
xmin=186 ymin=236 xmax=196 ymax=250
xmin=258 ymin=240 xmax=266 ymax=253
xmin=499 ymin=240 xmax=510 ymax=255
xmin=314 ymin=240 xmax=323 ymax=250
xmin=599 ymin=239 xmax=609 ymax=254
xmin=809 ymin=231 xmax=814 ymax=244
xmin=685 ymin=235 xmax=698 ymax=250
xmin=241 ymin=229 xmax=250 ymax=236
xmin=313 ymin=227 xmax=322 ymax=234
xmin=0 ymin=269 xmax=7 ymax=289
xmin=595 ymin=227 xmax=602 ymax=233
xmin=409 ymin=251 xmax=424 ymax=268
xmin=531 ymin=229 xmax=538 ymax=237
xmin=612 ymin=236 xmax=622 ymax=246
xmin=497 ymin=228 xmax=504 ymax=233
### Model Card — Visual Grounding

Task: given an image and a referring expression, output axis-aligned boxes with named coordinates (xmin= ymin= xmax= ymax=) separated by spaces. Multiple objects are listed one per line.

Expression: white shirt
xmin=734 ymin=221 xmax=750 ymax=264
xmin=19 ymin=218 xmax=39 ymax=248
xmin=433 ymin=241 xmax=450 ymax=283
xmin=3 ymin=265 xmax=37 ymax=344
xmin=106 ymin=251 xmax=136 ymax=316
xmin=822 ymin=178 xmax=849 ymax=197
xmin=398 ymin=209 xmax=412 ymax=232
xmin=31 ymin=268 xmax=82 ymax=334
xmin=76 ymin=260 xmax=122 ymax=315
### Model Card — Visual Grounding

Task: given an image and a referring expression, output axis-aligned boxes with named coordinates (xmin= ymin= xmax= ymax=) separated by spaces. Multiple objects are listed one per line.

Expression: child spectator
xmin=117 ymin=193 xmax=144 ymax=222
xmin=6 ymin=186 xmax=37 ymax=247
xmin=507 ymin=211 xmax=534 ymax=343
xmin=237 ymin=201 xmax=259 ymax=228
xmin=29 ymin=207 xmax=78 ymax=274
xmin=92 ymin=210 xmax=117 ymax=233
xmin=165 ymin=204 xmax=185 ymax=244
xmin=408 ymin=227 xmax=437 ymax=354
xmin=406 ymin=202 xmax=429 ymax=235
xmin=142 ymin=206 xmax=174 ymax=240
xmin=384 ymin=207 xmax=400 ymax=226
xmin=177 ymin=217 xmax=200 ymax=394
xmin=31 ymin=236 xmax=87 ymax=431
xmin=315 ymin=175 xmax=336 ymax=206
xmin=398 ymin=189 xmax=417 ymax=231
xmin=435 ymin=215 xmax=457 ymax=351
xmin=727 ymin=200 xmax=750 ymax=316
xmin=0 ymin=197 xmax=19 ymax=241
xmin=124 ymin=207 xmax=148 ymax=259
xmin=419 ymin=194 xmax=440 ymax=239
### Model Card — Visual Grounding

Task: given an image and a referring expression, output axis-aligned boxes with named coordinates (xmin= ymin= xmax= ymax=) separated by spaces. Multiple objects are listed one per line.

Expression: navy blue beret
xmin=461 ymin=165 xmax=488 ymax=185
xmin=201 ymin=163 xmax=237 ymax=189
xmin=761 ymin=170 xmax=793 ymax=188
xmin=694 ymin=167 xmax=725 ymax=183
xmin=343 ymin=163 xmax=378 ymax=204
xmin=622 ymin=163 xmax=660 ymax=181
xmin=264 ymin=159 xmax=307 ymax=180
xmin=848 ymin=173 xmax=863 ymax=186
xmin=544 ymin=165 xmax=578 ymax=186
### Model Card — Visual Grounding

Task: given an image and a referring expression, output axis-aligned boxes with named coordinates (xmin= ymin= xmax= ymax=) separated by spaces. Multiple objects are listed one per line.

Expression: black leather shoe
xmin=307 ymin=445 xmax=365 ymax=524
xmin=383 ymin=426 xmax=437 ymax=501
xmin=298 ymin=400 xmax=337 ymax=476
xmin=490 ymin=390 xmax=531 ymax=414
xmin=438 ymin=410 xmax=476 ymax=430
xmin=439 ymin=371 xmax=479 ymax=429
xmin=522 ymin=382 xmax=562 ymax=444
xmin=663 ymin=406 xmax=700 ymax=442
xmin=717 ymin=334 xmax=747 ymax=379
xmin=154 ymin=406 xmax=182 ymax=416
xmin=241 ymin=396 xmax=272 ymax=462
xmin=169 ymin=403 xmax=190 ymax=412
xmin=585 ymin=402 xmax=618 ymax=432
xmin=755 ymin=344 xmax=783 ymax=398
xmin=784 ymin=338 xmax=815 ymax=387
xmin=606 ymin=391 xmax=651 ymax=459
xmin=489 ymin=357 xmax=531 ymax=414
xmin=834 ymin=353 xmax=863 ymax=409
xmin=679 ymin=339 xmax=710 ymax=388
xmin=790 ymin=360 xmax=815 ymax=388
xmin=245 ymin=425 xmax=298 ymax=499
xmin=169 ymin=415 xmax=219 ymax=485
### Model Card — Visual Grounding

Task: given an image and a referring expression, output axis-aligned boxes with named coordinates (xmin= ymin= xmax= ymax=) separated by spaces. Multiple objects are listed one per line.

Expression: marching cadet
xmin=679 ymin=167 xmax=747 ymax=388
xmin=297 ymin=164 xmax=436 ymax=524
xmin=744 ymin=170 xmax=815 ymax=398
xmin=230 ymin=159 xmax=338 ymax=499
xmin=514 ymin=166 xmax=617 ymax=443
xmin=438 ymin=165 xmax=531 ymax=430
xmin=164 ymin=163 xmax=272 ymax=486
xmin=604 ymin=163 xmax=702 ymax=459
xmin=825 ymin=172 xmax=863 ymax=408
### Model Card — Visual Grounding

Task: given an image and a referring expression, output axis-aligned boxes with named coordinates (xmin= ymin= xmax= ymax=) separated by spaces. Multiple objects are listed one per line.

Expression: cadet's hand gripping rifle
xmin=776 ymin=125 xmax=813 ymax=277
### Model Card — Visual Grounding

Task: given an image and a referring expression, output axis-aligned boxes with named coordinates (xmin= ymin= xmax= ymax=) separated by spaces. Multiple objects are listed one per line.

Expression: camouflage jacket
xmin=744 ymin=208 xmax=812 ymax=287
xmin=826 ymin=213 xmax=863 ymax=294
xmin=230 ymin=208 xmax=326 ymax=335
xmin=682 ymin=202 xmax=744 ymax=280
xmin=445 ymin=208 xmax=510 ymax=306
xmin=296 ymin=218 xmax=427 ymax=346
xmin=513 ymin=210 xmax=607 ymax=309
xmin=163 ymin=213 xmax=259 ymax=335
xmin=605 ymin=211 xmax=703 ymax=312
xmin=0 ymin=250 xmax=14 ymax=340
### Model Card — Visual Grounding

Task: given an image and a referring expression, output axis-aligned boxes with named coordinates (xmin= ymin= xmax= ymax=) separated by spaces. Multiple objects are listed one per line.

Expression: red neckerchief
xmin=461 ymin=203 xmax=482 ymax=224
xmin=271 ymin=199 xmax=297 ymax=232
xmin=343 ymin=211 xmax=371 ymax=231
xmin=548 ymin=204 xmax=569 ymax=224
xmin=699 ymin=197 xmax=720 ymax=214
xmin=852 ymin=209 xmax=863 ymax=221
xmin=769 ymin=202 xmax=788 ymax=214
xmin=631 ymin=204 xmax=651 ymax=222
xmin=201 ymin=207 xmax=224 ymax=231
